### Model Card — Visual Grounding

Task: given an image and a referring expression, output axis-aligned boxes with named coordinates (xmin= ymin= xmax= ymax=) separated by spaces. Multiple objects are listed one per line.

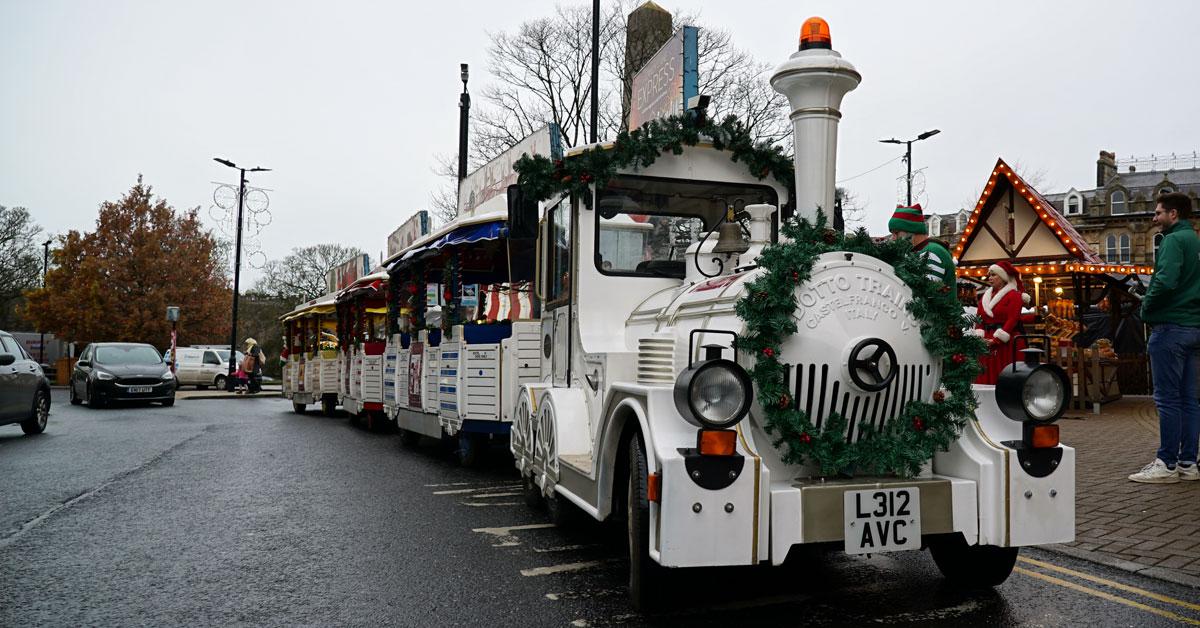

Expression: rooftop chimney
xmin=1096 ymin=150 xmax=1117 ymax=187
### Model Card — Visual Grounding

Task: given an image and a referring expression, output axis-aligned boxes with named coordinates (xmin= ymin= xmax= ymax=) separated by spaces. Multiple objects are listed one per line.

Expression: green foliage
xmin=514 ymin=114 xmax=793 ymax=203
xmin=735 ymin=212 xmax=988 ymax=477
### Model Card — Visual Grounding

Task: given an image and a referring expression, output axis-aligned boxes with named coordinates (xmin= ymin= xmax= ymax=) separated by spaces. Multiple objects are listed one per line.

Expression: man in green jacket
xmin=888 ymin=204 xmax=957 ymax=288
xmin=1129 ymin=192 xmax=1200 ymax=484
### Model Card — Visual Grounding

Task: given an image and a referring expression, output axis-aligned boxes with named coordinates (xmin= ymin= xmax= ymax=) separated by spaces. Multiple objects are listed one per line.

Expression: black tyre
xmin=69 ymin=384 xmax=81 ymax=406
xmin=399 ymin=428 xmax=421 ymax=448
xmin=322 ymin=395 xmax=337 ymax=417
xmin=161 ymin=397 xmax=175 ymax=407
xmin=20 ymin=389 xmax=50 ymax=435
xmin=214 ymin=374 xmax=227 ymax=391
xmin=928 ymin=533 xmax=1018 ymax=588
xmin=522 ymin=473 xmax=544 ymax=509
xmin=457 ymin=432 xmax=483 ymax=467
xmin=627 ymin=434 xmax=668 ymax=610
xmin=292 ymin=401 xmax=306 ymax=414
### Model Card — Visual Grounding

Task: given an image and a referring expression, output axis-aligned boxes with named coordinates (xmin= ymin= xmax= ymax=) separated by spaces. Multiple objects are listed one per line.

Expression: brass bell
xmin=712 ymin=207 xmax=749 ymax=255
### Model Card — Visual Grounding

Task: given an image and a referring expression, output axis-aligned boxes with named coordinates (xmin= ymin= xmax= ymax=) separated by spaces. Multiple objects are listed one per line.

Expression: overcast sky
xmin=3 ymin=0 xmax=1198 ymax=283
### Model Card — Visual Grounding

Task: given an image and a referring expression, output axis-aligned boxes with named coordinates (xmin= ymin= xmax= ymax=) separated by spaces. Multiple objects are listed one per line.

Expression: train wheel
xmin=522 ymin=473 xmax=544 ymax=509
xmin=627 ymin=434 xmax=667 ymax=610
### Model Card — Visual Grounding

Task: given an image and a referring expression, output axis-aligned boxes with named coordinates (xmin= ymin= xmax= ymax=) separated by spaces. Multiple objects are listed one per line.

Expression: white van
xmin=166 ymin=347 xmax=243 ymax=389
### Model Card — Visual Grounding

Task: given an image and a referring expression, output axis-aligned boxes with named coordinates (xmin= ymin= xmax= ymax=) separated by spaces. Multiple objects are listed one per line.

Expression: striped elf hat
xmin=888 ymin=204 xmax=927 ymax=235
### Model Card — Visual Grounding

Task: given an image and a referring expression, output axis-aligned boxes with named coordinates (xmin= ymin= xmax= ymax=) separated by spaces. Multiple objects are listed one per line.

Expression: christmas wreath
xmin=735 ymin=212 xmax=987 ymax=477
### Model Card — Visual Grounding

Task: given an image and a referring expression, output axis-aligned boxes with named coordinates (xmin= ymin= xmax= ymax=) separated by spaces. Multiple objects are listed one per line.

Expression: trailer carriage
xmin=334 ymin=270 xmax=391 ymax=428
xmin=280 ymin=293 xmax=340 ymax=415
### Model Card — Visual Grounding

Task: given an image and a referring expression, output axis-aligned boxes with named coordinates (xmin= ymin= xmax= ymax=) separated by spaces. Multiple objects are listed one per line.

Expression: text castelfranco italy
xmin=794 ymin=271 xmax=915 ymax=330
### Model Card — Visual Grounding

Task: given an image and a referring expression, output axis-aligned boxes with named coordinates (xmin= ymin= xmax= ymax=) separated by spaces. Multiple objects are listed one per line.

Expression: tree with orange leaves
xmin=24 ymin=176 xmax=231 ymax=347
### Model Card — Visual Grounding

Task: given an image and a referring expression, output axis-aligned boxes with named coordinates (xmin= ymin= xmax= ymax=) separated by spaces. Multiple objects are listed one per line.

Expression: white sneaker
xmin=1178 ymin=463 xmax=1200 ymax=481
xmin=1129 ymin=459 xmax=1180 ymax=484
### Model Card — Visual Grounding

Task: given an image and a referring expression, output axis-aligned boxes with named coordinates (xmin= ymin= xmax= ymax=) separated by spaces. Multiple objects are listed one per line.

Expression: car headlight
xmin=95 ymin=370 xmax=116 ymax=381
xmin=673 ymin=359 xmax=753 ymax=429
xmin=161 ymin=371 xmax=175 ymax=381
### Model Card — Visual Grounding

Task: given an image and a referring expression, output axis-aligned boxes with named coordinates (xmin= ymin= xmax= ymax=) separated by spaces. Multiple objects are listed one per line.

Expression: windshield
xmin=216 ymin=350 xmax=244 ymax=363
xmin=96 ymin=345 xmax=164 ymax=366
xmin=596 ymin=176 xmax=778 ymax=278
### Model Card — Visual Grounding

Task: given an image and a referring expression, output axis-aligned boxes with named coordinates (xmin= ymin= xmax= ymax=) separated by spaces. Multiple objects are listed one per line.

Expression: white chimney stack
xmin=770 ymin=18 xmax=861 ymax=223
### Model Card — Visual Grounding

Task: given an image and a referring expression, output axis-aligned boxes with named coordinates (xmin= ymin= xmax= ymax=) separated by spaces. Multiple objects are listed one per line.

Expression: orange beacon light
xmin=799 ymin=17 xmax=832 ymax=50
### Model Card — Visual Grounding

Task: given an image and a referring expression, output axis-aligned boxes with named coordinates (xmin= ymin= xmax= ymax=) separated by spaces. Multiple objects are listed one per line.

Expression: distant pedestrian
xmin=1129 ymin=192 xmax=1200 ymax=484
xmin=244 ymin=338 xmax=264 ymax=394
xmin=234 ymin=366 xmax=249 ymax=394
xmin=888 ymin=204 xmax=957 ymax=287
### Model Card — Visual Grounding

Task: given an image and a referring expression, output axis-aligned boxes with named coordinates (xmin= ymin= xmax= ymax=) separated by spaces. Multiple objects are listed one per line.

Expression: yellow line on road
xmin=1014 ymin=567 xmax=1200 ymax=626
xmin=1019 ymin=556 xmax=1200 ymax=612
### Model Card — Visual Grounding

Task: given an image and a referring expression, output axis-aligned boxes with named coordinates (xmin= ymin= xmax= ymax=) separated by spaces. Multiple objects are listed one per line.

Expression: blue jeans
xmin=1149 ymin=324 xmax=1200 ymax=467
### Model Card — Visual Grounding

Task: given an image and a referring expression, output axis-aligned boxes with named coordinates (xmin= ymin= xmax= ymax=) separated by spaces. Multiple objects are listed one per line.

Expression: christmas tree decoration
xmin=735 ymin=211 xmax=987 ymax=477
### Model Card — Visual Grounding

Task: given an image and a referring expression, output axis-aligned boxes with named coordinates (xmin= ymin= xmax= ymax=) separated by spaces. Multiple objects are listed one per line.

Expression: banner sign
xmin=458 ymin=124 xmax=562 ymax=218
xmin=628 ymin=26 xmax=698 ymax=130
xmin=387 ymin=210 xmax=431 ymax=260
xmin=407 ymin=343 xmax=424 ymax=408
xmin=326 ymin=253 xmax=372 ymax=293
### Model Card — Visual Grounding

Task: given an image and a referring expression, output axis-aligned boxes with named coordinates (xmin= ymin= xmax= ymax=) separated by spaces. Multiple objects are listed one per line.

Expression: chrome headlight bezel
xmin=95 ymin=370 xmax=116 ymax=381
xmin=672 ymin=358 xmax=753 ymax=429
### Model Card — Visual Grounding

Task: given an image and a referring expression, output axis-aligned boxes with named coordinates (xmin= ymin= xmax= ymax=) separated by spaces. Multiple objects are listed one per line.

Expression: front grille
xmin=118 ymin=377 xmax=162 ymax=386
xmin=785 ymin=362 xmax=936 ymax=443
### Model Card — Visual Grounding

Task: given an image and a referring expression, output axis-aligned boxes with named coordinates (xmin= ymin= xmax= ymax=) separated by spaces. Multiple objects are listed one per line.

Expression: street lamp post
xmin=880 ymin=129 xmax=941 ymax=207
xmin=458 ymin=64 xmax=470 ymax=182
xmin=39 ymin=238 xmax=51 ymax=365
xmin=213 ymin=157 xmax=271 ymax=391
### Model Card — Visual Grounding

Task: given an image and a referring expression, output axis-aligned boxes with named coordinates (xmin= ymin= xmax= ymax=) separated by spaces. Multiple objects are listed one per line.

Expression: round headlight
xmin=996 ymin=361 xmax=1070 ymax=423
xmin=673 ymin=359 xmax=753 ymax=429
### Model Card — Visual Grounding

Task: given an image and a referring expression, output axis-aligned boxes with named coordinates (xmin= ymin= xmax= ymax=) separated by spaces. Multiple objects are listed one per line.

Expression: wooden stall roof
xmin=951 ymin=158 xmax=1152 ymax=278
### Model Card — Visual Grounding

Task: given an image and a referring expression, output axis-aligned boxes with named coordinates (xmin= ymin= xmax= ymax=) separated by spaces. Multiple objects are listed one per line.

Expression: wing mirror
xmin=0 ymin=354 xmax=15 ymax=366
xmin=77 ymin=359 xmax=91 ymax=368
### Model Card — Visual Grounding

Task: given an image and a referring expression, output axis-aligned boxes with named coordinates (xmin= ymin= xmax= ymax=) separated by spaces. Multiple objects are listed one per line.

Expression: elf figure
xmin=888 ymin=204 xmax=957 ymax=288
xmin=972 ymin=260 xmax=1030 ymax=385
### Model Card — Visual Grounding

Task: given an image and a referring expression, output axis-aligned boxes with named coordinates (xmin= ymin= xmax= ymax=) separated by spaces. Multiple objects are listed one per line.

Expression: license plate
xmin=843 ymin=487 xmax=921 ymax=555
xmin=129 ymin=386 xmax=152 ymax=393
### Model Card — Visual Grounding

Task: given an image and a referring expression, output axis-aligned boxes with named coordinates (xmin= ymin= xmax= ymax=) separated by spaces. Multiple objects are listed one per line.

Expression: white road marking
xmin=545 ymin=593 xmax=561 ymax=601
xmin=520 ymin=560 xmax=606 ymax=577
xmin=462 ymin=501 xmax=522 ymax=507
xmin=424 ymin=480 xmax=518 ymax=488
xmin=570 ymin=620 xmax=589 ymax=627
xmin=432 ymin=484 xmax=522 ymax=495
xmin=533 ymin=544 xmax=595 ymax=553
xmin=472 ymin=522 xmax=556 ymax=547
xmin=466 ymin=491 xmax=522 ymax=499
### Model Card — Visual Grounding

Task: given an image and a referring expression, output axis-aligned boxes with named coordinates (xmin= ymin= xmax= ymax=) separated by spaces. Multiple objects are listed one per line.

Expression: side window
xmin=1110 ymin=190 xmax=1127 ymax=215
xmin=545 ymin=200 xmax=571 ymax=308
xmin=1119 ymin=233 xmax=1131 ymax=263
xmin=204 ymin=351 xmax=222 ymax=365
xmin=1105 ymin=235 xmax=1118 ymax=263
xmin=0 ymin=336 xmax=19 ymax=357
xmin=1154 ymin=232 xmax=1165 ymax=259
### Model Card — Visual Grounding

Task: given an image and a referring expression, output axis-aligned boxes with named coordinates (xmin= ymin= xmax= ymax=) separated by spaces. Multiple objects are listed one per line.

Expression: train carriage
xmin=280 ymin=292 xmax=340 ymax=415
xmin=334 ymin=269 xmax=390 ymax=428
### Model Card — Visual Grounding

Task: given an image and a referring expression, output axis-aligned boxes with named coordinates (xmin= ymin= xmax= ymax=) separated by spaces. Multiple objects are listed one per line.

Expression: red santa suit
xmin=973 ymin=263 xmax=1028 ymax=385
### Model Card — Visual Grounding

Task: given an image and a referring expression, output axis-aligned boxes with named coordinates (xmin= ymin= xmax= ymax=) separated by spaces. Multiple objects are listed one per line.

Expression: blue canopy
xmin=390 ymin=219 xmax=507 ymax=269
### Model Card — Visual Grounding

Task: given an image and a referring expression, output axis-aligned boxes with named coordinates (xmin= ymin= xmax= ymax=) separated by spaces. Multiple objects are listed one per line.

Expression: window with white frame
xmin=1158 ymin=186 xmax=1175 ymax=196
xmin=956 ymin=213 xmax=967 ymax=232
xmin=1105 ymin=234 xmax=1118 ymax=262
xmin=1154 ymin=232 xmax=1164 ymax=259
xmin=928 ymin=216 xmax=940 ymax=236
xmin=1119 ymin=233 xmax=1131 ymax=263
xmin=1110 ymin=190 xmax=1128 ymax=214
xmin=1065 ymin=191 xmax=1082 ymax=215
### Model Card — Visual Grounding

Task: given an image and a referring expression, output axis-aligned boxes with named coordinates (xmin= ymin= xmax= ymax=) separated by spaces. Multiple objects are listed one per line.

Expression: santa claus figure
xmin=973 ymin=260 xmax=1030 ymax=385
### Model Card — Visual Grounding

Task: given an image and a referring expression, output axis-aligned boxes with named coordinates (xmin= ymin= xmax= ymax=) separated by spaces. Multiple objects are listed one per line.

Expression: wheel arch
xmin=597 ymin=396 xmax=652 ymax=522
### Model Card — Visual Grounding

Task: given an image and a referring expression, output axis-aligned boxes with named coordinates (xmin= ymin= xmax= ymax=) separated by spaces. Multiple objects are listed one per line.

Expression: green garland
xmin=735 ymin=211 xmax=987 ymax=477
xmin=514 ymin=114 xmax=793 ymax=203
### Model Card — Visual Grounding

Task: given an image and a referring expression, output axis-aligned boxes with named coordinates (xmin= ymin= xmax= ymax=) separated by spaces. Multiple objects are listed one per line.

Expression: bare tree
xmin=428 ymin=153 xmax=461 ymax=227
xmin=254 ymin=243 xmax=366 ymax=305
xmin=0 ymin=205 xmax=43 ymax=329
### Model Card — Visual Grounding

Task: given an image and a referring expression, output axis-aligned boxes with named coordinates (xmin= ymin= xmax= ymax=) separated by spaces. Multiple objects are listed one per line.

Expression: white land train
xmin=335 ymin=270 xmax=391 ymax=428
xmin=505 ymin=20 xmax=1074 ymax=608
xmin=382 ymin=208 xmax=544 ymax=463
xmin=280 ymin=292 xmax=341 ymax=415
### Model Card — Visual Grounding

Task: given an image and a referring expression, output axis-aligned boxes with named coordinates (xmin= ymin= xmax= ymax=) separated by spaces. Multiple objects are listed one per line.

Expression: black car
xmin=70 ymin=342 xmax=176 ymax=408
xmin=0 ymin=330 xmax=51 ymax=434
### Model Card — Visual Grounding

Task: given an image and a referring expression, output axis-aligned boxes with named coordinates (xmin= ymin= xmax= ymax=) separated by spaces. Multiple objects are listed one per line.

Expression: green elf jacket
xmin=1141 ymin=220 xmax=1200 ymax=328
xmin=913 ymin=238 xmax=957 ymax=287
